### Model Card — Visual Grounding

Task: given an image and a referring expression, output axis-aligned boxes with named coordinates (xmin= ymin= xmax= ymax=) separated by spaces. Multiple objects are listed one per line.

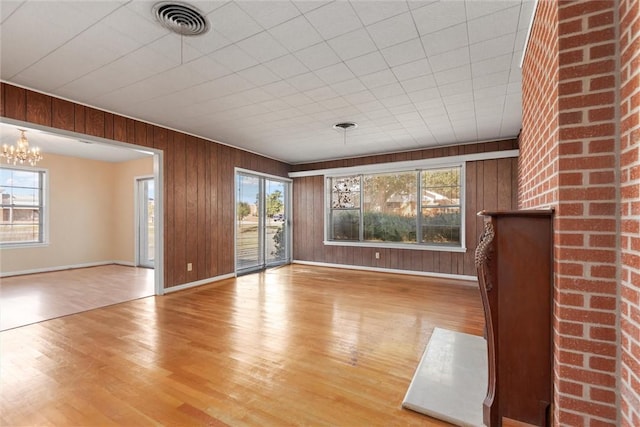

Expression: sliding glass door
xmin=235 ymin=170 xmax=290 ymax=274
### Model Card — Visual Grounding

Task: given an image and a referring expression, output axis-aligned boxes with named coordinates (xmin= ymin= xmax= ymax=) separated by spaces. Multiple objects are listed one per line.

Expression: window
xmin=0 ymin=166 xmax=46 ymax=246
xmin=326 ymin=165 xmax=463 ymax=250
xmin=420 ymin=167 xmax=462 ymax=245
xmin=329 ymin=175 xmax=361 ymax=241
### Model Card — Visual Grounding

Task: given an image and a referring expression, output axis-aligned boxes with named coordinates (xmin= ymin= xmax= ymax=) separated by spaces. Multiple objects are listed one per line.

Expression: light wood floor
xmin=0 ymin=264 xmax=154 ymax=331
xmin=0 ymin=264 xmax=484 ymax=426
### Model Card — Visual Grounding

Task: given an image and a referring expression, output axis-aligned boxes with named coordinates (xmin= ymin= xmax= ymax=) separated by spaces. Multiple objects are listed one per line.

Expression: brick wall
xmin=619 ymin=0 xmax=640 ymax=424
xmin=520 ymin=0 xmax=639 ymax=425
xmin=554 ymin=3 xmax=620 ymax=423
xmin=519 ymin=0 xmax=559 ymax=210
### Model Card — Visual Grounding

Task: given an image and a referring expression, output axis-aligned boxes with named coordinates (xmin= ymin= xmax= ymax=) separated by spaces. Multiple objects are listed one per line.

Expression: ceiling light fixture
xmin=333 ymin=122 xmax=358 ymax=145
xmin=1 ymin=130 xmax=43 ymax=166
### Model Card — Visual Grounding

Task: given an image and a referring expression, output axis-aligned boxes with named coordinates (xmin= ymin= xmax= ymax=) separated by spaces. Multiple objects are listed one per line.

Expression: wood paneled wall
xmin=1 ymin=83 xmax=290 ymax=289
xmin=0 ymin=83 xmax=519 ymax=284
xmin=292 ymin=141 xmax=519 ymax=277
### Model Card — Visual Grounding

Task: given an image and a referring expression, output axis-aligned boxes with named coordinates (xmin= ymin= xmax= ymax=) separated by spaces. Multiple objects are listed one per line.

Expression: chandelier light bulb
xmin=1 ymin=130 xmax=43 ymax=166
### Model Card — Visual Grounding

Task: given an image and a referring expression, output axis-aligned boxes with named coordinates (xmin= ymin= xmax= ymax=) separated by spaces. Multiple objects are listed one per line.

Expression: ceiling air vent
xmin=152 ymin=2 xmax=210 ymax=36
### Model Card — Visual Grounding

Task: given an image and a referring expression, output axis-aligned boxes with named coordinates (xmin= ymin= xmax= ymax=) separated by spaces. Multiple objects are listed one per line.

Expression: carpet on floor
xmin=402 ymin=327 xmax=488 ymax=427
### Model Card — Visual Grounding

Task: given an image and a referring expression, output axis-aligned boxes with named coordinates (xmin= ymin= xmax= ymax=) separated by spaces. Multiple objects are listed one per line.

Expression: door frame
xmin=234 ymin=167 xmax=292 ymax=275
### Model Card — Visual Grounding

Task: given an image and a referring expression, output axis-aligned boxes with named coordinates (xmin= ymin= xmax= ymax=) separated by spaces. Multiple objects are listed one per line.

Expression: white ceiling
xmin=0 ymin=0 xmax=535 ymax=164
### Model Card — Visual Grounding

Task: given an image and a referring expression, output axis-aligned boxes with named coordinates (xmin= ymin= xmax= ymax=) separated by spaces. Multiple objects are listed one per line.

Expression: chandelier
xmin=1 ymin=130 xmax=43 ymax=166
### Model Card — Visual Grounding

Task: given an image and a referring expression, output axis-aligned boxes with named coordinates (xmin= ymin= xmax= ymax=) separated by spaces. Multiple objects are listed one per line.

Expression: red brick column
xmin=618 ymin=0 xmax=640 ymax=425
xmin=555 ymin=2 xmax=619 ymax=424
xmin=521 ymin=0 xmax=629 ymax=425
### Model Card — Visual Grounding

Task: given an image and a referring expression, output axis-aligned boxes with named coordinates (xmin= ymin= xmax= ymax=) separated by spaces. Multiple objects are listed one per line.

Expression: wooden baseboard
xmin=292 ymin=260 xmax=478 ymax=284
xmin=0 ymin=261 xmax=135 ymax=278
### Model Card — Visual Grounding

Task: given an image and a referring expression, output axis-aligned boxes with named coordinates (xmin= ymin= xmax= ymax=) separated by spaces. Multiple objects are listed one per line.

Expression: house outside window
xmin=0 ymin=166 xmax=46 ymax=246
xmin=326 ymin=165 xmax=464 ymax=251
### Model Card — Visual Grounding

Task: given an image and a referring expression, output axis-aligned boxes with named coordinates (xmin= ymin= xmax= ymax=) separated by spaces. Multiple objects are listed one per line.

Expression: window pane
xmin=9 ymin=187 xmax=39 ymax=206
xmin=421 ymin=207 xmax=461 ymax=245
xmin=363 ymin=172 xmax=417 ymax=242
xmin=331 ymin=176 xmax=360 ymax=208
xmin=330 ymin=210 xmax=359 ymax=240
xmin=0 ymin=168 xmax=12 ymax=185
xmin=363 ymin=211 xmax=417 ymax=242
xmin=421 ymin=167 xmax=461 ymax=245
xmin=0 ymin=210 xmax=40 ymax=243
xmin=422 ymin=167 xmax=461 ymax=206
xmin=10 ymin=170 xmax=39 ymax=188
xmin=0 ymin=225 xmax=40 ymax=243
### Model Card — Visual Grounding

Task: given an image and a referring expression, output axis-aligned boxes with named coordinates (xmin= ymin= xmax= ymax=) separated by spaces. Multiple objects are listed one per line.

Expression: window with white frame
xmin=0 ymin=166 xmax=46 ymax=246
xmin=326 ymin=165 xmax=463 ymax=250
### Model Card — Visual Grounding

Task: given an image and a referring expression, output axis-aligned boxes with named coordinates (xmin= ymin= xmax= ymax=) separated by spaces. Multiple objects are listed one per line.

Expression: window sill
xmin=323 ymin=240 xmax=467 ymax=253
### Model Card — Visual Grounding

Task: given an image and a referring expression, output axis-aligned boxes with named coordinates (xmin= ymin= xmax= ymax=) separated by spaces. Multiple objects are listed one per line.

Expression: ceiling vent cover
xmin=152 ymin=2 xmax=210 ymax=36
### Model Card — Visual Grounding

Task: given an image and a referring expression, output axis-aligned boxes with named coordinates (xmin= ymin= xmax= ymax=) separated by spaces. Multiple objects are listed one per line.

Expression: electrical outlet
xmin=375 ymin=252 xmax=380 ymax=259
xmin=187 ymin=263 xmax=192 ymax=271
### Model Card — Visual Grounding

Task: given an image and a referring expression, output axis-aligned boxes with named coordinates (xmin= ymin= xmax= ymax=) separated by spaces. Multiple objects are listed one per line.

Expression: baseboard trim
xmin=113 ymin=260 xmax=136 ymax=267
xmin=292 ymin=260 xmax=478 ymax=285
xmin=163 ymin=273 xmax=236 ymax=294
xmin=0 ymin=261 xmax=137 ymax=278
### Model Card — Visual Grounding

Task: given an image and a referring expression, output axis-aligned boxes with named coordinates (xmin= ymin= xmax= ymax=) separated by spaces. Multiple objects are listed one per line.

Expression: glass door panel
xmin=236 ymin=173 xmax=263 ymax=272
xmin=137 ymin=178 xmax=154 ymax=268
xmin=265 ymin=179 xmax=287 ymax=266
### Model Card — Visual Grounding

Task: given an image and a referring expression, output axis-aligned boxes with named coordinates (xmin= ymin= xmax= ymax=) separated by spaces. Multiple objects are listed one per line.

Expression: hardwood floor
xmin=0 ymin=265 xmax=484 ymax=426
xmin=0 ymin=265 xmax=154 ymax=331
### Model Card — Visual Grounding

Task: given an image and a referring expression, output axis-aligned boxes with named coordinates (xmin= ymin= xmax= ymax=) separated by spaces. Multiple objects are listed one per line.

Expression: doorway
xmin=235 ymin=169 xmax=290 ymax=274
xmin=0 ymin=119 xmax=164 ymax=296
xmin=136 ymin=177 xmax=155 ymax=269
